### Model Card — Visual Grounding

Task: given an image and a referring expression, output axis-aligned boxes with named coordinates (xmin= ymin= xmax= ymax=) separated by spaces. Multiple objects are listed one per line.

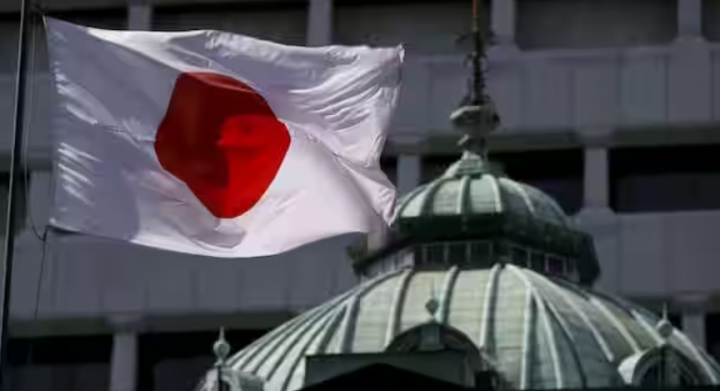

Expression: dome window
xmin=510 ymin=246 xmax=529 ymax=267
xmin=449 ymin=242 xmax=469 ymax=264
xmin=547 ymin=256 xmax=565 ymax=277
xmin=619 ymin=345 xmax=709 ymax=387
xmin=529 ymin=252 xmax=545 ymax=273
xmin=471 ymin=241 xmax=492 ymax=265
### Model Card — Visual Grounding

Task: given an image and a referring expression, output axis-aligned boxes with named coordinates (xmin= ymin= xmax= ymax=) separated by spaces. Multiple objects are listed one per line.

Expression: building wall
xmin=0 ymin=0 xmax=720 ymax=390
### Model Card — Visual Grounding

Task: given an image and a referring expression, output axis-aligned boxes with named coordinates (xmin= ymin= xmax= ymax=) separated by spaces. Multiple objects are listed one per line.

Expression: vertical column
xmin=306 ymin=0 xmax=333 ymax=46
xmin=491 ymin=0 xmax=517 ymax=47
xmin=683 ymin=312 xmax=707 ymax=349
xmin=108 ymin=317 xmax=140 ymax=391
xmin=127 ymin=2 xmax=152 ymax=31
xmin=397 ymin=154 xmax=420 ymax=196
xmin=582 ymin=147 xmax=610 ymax=212
xmin=576 ymin=141 xmax=618 ymax=293
xmin=677 ymin=0 xmax=702 ymax=40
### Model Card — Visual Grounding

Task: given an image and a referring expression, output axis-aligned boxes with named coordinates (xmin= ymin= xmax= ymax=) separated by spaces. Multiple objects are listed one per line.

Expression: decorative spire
xmin=656 ymin=303 xmax=674 ymax=341
xmin=213 ymin=327 xmax=231 ymax=366
xmin=469 ymin=0 xmax=488 ymax=107
xmin=450 ymin=0 xmax=501 ymax=160
xmin=212 ymin=328 xmax=231 ymax=391
xmin=425 ymin=293 xmax=440 ymax=321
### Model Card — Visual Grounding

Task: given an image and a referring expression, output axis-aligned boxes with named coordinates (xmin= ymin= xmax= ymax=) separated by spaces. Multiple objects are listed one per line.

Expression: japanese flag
xmin=45 ymin=18 xmax=403 ymax=258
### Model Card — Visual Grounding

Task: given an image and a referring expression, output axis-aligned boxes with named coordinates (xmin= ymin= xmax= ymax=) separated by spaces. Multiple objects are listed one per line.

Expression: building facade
xmin=0 ymin=0 xmax=720 ymax=390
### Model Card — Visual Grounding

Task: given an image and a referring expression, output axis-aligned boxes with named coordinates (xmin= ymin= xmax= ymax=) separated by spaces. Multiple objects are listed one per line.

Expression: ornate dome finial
xmin=425 ymin=284 xmax=440 ymax=321
xmin=656 ymin=303 xmax=674 ymax=341
xmin=213 ymin=327 xmax=231 ymax=365
xmin=451 ymin=0 xmax=501 ymax=160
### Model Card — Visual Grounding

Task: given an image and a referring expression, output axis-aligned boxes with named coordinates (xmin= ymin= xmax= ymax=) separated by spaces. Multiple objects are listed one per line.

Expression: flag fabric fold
xmin=45 ymin=18 xmax=403 ymax=258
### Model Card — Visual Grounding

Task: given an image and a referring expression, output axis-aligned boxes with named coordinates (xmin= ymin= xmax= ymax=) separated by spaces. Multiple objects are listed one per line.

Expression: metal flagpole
xmin=0 ymin=0 xmax=33 ymax=385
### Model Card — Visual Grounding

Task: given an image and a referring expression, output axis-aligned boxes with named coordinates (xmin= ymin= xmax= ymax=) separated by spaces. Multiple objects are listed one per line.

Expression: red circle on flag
xmin=154 ymin=72 xmax=291 ymax=218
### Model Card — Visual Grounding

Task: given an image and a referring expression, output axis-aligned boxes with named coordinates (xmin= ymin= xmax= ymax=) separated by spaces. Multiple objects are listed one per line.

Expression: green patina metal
xmin=353 ymin=150 xmax=600 ymax=285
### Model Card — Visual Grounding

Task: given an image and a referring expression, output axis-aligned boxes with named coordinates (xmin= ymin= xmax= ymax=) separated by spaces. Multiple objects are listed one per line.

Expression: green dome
xmin=355 ymin=151 xmax=600 ymax=286
xmin=395 ymin=152 xmax=570 ymax=228
xmin=208 ymin=265 xmax=720 ymax=391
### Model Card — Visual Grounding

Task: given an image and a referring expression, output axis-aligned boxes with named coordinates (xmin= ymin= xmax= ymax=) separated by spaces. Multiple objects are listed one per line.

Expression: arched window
xmin=620 ymin=345 xmax=707 ymax=387
xmin=638 ymin=356 xmax=701 ymax=387
xmin=385 ymin=322 xmax=506 ymax=389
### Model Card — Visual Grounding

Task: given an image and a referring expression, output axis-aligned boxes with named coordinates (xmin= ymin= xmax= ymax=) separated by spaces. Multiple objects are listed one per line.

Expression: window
xmin=7 ymin=335 xmax=113 ymax=391
xmin=517 ymin=0 xmax=677 ymax=50
xmin=707 ymin=313 xmax=720 ymax=362
xmin=334 ymin=0 xmax=489 ymax=56
xmin=138 ymin=330 xmax=267 ymax=391
xmin=0 ymin=14 xmax=20 ymax=74
xmin=52 ymin=9 xmax=126 ymax=70
xmin=470 ymin=241 xmax=491 ymax=266
xmin=530 ymin=252 xmax=545 ymax=272
xmin=703 ymin=0 xmax=720 ymax=42
xmin=566 ymin=260 xmax=578 ymax=280
xmin=426 ymin=243 xmax=446 ymax=264
xmin=668 ymin=313 xmax=683 ymax=331
xmin=153 ymin=3 xmax=307 ymax=46
xmin=380 ymin=156 xmax=398 ymax=186
xmin=511 ymin=246 xmax=528 ymax=266
xmin=547 ymin=256 xmax=565 ymax=276
xmin=637 ymin=350 xmax=702 ymax=387
xmin=448 ymin=242 xmax=467 ymax=264
xmin=610 ymin=144 xmax=720 ymax=213
xmin=0 ymin=172 xmax=28 ymax=238
xmin=48 ymin=8 xmax=127 ymax=30
xmin=493 ymin=241 xmax=509 ymax=261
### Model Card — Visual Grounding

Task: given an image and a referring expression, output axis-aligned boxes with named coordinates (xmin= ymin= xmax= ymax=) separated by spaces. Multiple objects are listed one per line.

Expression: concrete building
xmin=0 ymin=0 xmax=719 ymax=390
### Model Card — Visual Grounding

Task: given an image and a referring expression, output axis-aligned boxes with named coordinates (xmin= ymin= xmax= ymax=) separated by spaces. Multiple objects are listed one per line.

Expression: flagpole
xmin=0 ymin=0 xmax=32 ymax=384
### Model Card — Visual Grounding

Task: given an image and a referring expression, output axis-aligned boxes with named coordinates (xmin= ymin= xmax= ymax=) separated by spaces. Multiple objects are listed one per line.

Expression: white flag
xmin=45 ymin=18 xmax=403 ymax=258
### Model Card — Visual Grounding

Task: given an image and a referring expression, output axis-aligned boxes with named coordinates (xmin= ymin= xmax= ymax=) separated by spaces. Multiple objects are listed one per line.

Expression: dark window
xmin=706 ymin=313 xmax=720 ymax=362
xmin=426 ymin=244 xmax=446 ymax=264
xmin=517 ymin=0 xmax=677 ymax=50
xmin=152 ymin=2 xmax=307 ymax=46
xmin=639 ymin=364 xmax=663 ymax=387
xmin=381 ymin=156 xmax=398 ymax=186
xmin=0 ymin=9 xmax=126 ymax=74
xmin=511 ymin=246 xmax=528 ymax=266
xmin=470 ymin=242 xmax=491 ymax=266
xmin=448 ymin=242 xmax=467 ymax=264
xmin=667 ymin=313 xmax=683 ymax=331
xmin=0 ymin=172 xmax=28 ymax=237
xmin=0 ymin=14 xmax=23 ymax=74
xmin=566 ymin=259 xmax=578 ymax=277
xmin=48 ymin=8 xmax=128 ymax=29
xmin=703 ymin=0 xmax=720 ymax=42
xmin=8 ymin=335 xmax=113 ymax=366
xmin=610 ymin=144 xmax=720 ymax=213
xmin=493 ymin=241 xmax=509 ymax=260
xmin=138 ymin=329 xmax=267 ymax=391
xmin=491 ymin=149 xmax=584 ymax=214
xmin=547 ymin=256 xmax=565 ymax=276
xmin=5 ymin=335 xmax=113 ymax=391
xmin=334 ymin=0 xmax=489 ymax=56
xmin=530 ymin=253 xmax=545 ymax=272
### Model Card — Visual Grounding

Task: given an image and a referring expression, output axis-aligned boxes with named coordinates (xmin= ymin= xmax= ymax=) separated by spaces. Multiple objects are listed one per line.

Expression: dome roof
xmin=218 ymin=265 xmax=720 ymax=391
xmin=395 ymin=152 xmax=570 ymax=229
xmin=358 ymin=151 xmax=600 ymax=286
